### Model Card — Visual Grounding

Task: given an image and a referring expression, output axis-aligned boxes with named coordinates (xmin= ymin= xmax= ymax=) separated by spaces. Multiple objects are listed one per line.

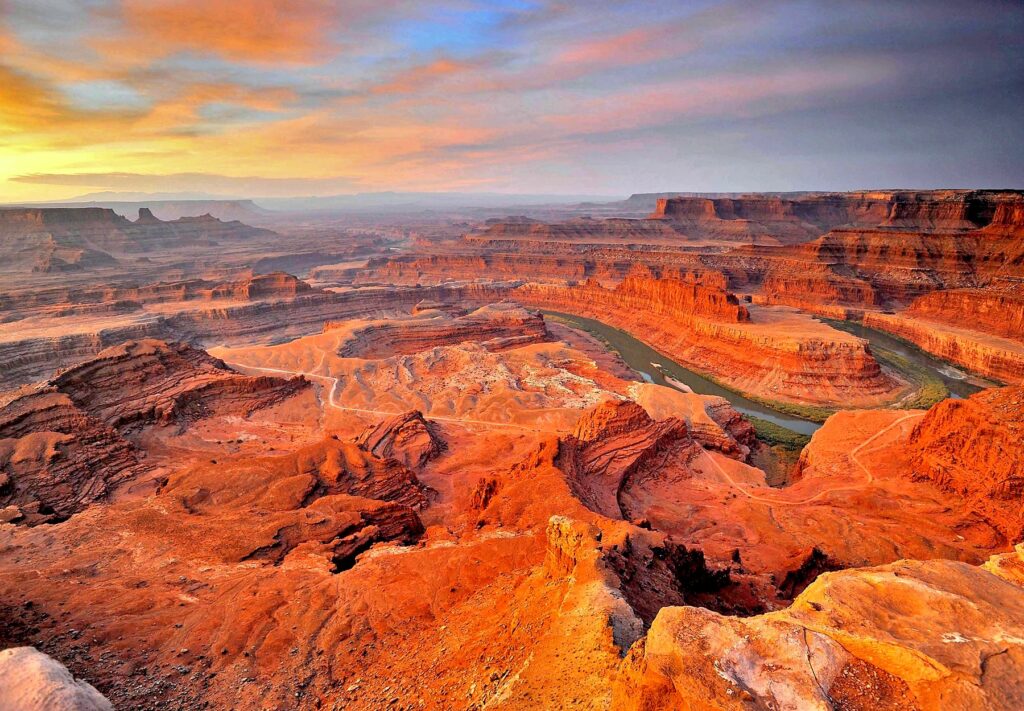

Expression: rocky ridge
xmin=908 ymin=386 xmax=1024 ymax=541
xmin=0 ymin=339 xmax=307 ymax=524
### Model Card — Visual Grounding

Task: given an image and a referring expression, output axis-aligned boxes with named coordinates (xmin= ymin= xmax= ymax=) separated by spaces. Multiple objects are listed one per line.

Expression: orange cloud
xmin=553 ymin=26 xmax=695 ymax=70
xmin=0 ymin=64 xmax=147 ymax=143
xmin=371 ymin=58 xmax=478 ymax=95
xmin=99 ymin=0 xmax=339 ymax=64
xmin=0 ymin=66 xmax=61 ymax=134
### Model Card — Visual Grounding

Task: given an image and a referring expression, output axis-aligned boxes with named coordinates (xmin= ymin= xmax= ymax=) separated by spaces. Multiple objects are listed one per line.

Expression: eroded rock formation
xmin=1 ymin=190 xmax=1022 ymax=710
xmin=0 ymin=339 xmax=307 ymax=524
xmin=355 ymin=410 xmax=446 ymax=469
xmin=908 ymin=386 xmax=1024 ymax=542
xmin=330 ymin=303 xmax=548 ymax=358
xmin=0 ymin=207 xmax=274 ymax=273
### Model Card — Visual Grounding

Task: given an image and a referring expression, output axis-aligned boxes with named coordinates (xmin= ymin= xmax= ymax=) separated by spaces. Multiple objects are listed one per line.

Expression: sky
xmin=1 ymin=0 xmax=1022 ymax=201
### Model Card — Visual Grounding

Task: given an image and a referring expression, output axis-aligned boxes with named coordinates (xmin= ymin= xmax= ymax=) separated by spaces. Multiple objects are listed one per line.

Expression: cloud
xmin=1 ymin=0 xmax=1021 ymax=200
xmin=370 ymin=57 xmax=487 ymax=95
xmin=11 ymin=171 xmax=358 ymax=197
xmin=542 ymin=59 xmax=897 ymax=137
xmin=96 ymin=0 xmax=341 ymax=64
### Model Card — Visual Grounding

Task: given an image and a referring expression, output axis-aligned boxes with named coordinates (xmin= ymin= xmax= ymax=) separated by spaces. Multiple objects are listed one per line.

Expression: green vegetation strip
xmin=820 ymin=318 xmax=951 ymax=409
xmin=746 ymin=415 xmax=813 ymax=449
xmin=741 ymin=394 xmax=834 ymax=422
xmin=871 ymin=345 xmax=949 ymax=410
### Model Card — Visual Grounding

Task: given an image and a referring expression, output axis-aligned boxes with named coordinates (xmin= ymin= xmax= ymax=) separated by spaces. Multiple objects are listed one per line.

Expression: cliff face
xmin=505 ymin=278 xmax=899 ymax=407
xmin=0 ymin=272 xmax=311 ymax=314
xmin=565 ymin=275 xmax=749 ymax=322
xmin=907 ymin=386 xmax=1024 ymax=542
xmin=652 ymin=196 xmax=821 ymax=243
xmin=907 ymin=287 xmax=1024 ymax=340
xmin=354 ymin=252 xmax=733 ymax=294
xmin=467 ymin=216 xmax=684 ymax=246
xmin=759 ymin=265 xmax=880 ymax=310
xmin=655 ymin=189 xmax=1024 ymax=234
xmin=0 ymin=207 xmax=276 ymax=272
xmin=729 ymin=217 xmax=1024 ymax=310
xmin=864 ymin=311 xmax=1024 ymax=384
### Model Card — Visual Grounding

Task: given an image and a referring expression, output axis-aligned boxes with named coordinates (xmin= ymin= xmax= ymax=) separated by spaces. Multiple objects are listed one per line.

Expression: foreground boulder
xmin=616 ymin=546 xmax=1024 ymax=710
xmin=0 ymin=647 xmax=112 ymax=711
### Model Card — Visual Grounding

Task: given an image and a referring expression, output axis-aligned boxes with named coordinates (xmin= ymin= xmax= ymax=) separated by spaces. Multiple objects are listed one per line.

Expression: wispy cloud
xmin=1 ymin=0 xmax=1021 ymax=200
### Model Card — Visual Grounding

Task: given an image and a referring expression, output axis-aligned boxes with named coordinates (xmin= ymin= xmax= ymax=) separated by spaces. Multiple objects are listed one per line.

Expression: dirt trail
xmin=701 ymin=413 xmax=925 ymax=506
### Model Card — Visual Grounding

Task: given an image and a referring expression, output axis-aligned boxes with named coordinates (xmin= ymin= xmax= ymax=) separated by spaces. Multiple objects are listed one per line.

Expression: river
xmin=542 ymin=311 xmax=822 ymax=435
xmin=820 ymin=319 xmax=993 ymax=398
xmin=543 ymin=311 xmax=992 ymax=437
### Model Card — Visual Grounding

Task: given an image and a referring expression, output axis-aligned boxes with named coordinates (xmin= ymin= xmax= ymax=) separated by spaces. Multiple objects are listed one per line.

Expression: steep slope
xmin=907 ymin=386 xmax=1024 ymax=542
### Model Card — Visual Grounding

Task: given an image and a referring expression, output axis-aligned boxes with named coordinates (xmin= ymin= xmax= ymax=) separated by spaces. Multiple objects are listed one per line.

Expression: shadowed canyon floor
xmin=1 ymin=191 xmax=1023 ymax=710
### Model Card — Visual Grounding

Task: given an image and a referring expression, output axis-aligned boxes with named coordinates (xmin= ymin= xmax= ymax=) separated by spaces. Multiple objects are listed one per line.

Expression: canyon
xmin=0 ymin=190 xmax=1021 ymax=710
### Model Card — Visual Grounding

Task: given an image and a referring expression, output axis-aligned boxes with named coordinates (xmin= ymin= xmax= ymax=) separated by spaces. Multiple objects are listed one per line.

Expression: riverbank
xmin=543 ymin=310 xmax=992 ymax=443
xmin=542 ymin=311 xmax=823 ymax=435
xmin=821 ymin=318 xmax=992 ymax=400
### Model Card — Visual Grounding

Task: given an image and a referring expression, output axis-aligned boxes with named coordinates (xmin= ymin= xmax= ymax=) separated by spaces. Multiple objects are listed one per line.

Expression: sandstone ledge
xmin=864 ymin=312 xmax=1024 ymax=384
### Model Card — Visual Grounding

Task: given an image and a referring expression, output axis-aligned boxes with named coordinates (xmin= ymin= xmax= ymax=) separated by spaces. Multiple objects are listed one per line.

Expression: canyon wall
xmin=864 ymin=311 xmax=1024 ymax=384
xmin=502 ymin=278 xmax=899 ymax=407
xmin=0 ymin=207 xmax=275 ymax=273
xmin=906 ymin=286 xmax=1024 ymax=340
xmin=722 ymin=217 xmax=1024 ymax=310
xmin=466 ymin=216 xmax=685 ymax=246
xmin=0 ymin=271 xmax=310 ymax=314
xmin=353 ymin=252 xmax=729 ymax=289
xmin=654 ymin=189 xmax=1024 ymax=235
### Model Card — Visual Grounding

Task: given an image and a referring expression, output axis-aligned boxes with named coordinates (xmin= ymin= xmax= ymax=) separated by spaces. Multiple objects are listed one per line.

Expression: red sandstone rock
xmin=557 ymin=400 xmax=695 ymax=520
xmin=908 ymin=386 xmax=1024 ymax=542
xmin=0 ymin=191 xmax=1022 ymax=710
xmin=355 ymin=410 xmax=446 ymax=469
xmin=0 ymin=339 xmax=308 ymax=524
xmin=329 ymin=303 xmax=549 ymax=358
xmin=0 ymin=207 xmax=274 ymax=272
xmin=907 ymin=286 xmax=1024 ymax=340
